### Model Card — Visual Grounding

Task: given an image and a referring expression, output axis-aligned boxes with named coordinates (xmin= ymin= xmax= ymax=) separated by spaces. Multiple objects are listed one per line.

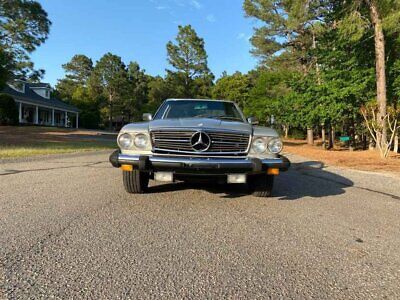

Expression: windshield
xmin=154 ymin=100 xmax=245 ymax=122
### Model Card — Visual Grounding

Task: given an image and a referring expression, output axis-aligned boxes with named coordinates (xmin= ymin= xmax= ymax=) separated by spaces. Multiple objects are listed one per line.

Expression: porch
xmin=17 ymin=101 xmax=79 ymax=128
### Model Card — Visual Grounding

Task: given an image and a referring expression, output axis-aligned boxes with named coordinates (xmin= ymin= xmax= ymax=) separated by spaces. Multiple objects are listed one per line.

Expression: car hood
xmin=149 ymin=118 xmax=253 ymax=134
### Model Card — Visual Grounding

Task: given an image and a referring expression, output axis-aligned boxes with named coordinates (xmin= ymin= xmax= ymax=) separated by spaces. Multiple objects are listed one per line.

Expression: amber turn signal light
xmin=120 ymin=164 xmax=133 ymax=171
xmin=267 ymin=168 xmax=279 ymax=175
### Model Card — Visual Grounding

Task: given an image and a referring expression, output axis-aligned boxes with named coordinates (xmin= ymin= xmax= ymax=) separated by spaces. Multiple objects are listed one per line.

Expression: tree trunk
xmin=283 ymin=124 xmax=289 ymax=139
xmin=321 ymin=126 xmax=326 ymax=149
xmin=370 ymin=0 xmax=388 ymax=150
xmin=362 ymin=133 xmax=367 ymax=150
xmin=184 ymin=70 xmax=191 ymax=98
xmin=108 ymin=95 xmax=113 ymax=131
xmin=312 ymin=30 xmax=321 ymax=85
xmin=328 ymin=126 xmax=335 ymax=149
xmin=327 ymin=128 xmax=332 ymax=149
xmin=394 ymin=133 xmax=399 ymax=153
xmin=349 ymin=120 xmax=355 ymax=151
xmin=369 ymin=138 xmax=375 ymax=150
xmin=307 ymin=128 xmax=314 ymax=145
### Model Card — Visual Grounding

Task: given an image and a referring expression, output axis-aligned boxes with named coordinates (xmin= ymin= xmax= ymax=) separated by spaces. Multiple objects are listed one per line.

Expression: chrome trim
xmin=118 ymin=154 xmax=287 ymax=167
xmin=150 ymin=127 xmax=252 ymax=155
xmin=153 ymin=138 xmax=191 ymax=142
xmin=152 ymin=148 xmax=248 ymax=156
xmin=151 ymin=127 xmax=250 ymax=134
xmin=142 ymin=152 xmax=275 ymax=159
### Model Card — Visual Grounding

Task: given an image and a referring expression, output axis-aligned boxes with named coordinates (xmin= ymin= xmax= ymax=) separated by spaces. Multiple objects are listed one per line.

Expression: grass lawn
xmin=0 ymin=141 xmax=116 ymax=159
xmin=0 ymin=126 xmax=117 ymax=159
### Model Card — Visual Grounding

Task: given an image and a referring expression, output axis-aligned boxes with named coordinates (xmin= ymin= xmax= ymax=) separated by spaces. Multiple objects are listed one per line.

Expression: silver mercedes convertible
xmin=109 ymin=99 xmax=290 ymax=197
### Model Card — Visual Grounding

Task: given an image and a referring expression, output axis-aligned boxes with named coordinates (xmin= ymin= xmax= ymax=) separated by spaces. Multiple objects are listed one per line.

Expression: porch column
xmin=52 ymin=109 xmax=55 ymax=126
xmin=65 ymin=111 xmax=68 ymax=128
xmin=76 ymin=112 xmax=79 ymax=128
xmin=35 ymin=106 xmax=39 ymax=125
xmin=18 ymin=102 xmax=22 ymax=123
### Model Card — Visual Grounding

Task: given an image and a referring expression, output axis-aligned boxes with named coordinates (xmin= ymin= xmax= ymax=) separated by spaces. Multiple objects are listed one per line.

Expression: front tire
xmin=123 ymin=170 xmax=149 ymax=194
xmin=249 ymin=174 xmax=274 ymax=197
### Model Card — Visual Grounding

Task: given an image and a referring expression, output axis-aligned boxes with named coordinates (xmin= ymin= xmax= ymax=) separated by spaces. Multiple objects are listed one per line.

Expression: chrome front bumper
xmin=109 ymin=150 xmax=290 ymax=174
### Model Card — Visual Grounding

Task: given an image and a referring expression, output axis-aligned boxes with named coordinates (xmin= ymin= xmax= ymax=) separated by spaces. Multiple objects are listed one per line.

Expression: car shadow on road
xmin=274 ymin=161 xmax=354 ymax=200
xmin=147 ymin=181 xmax=249 ymax=198
xmin=147 ymin=161 xmax=354 ymax=200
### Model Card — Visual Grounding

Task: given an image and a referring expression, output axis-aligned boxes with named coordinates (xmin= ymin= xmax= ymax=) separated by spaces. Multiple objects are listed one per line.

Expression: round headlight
xmin=118 ymin=133 xmax=133 ymax=149
xmin=252 ymin=137 xmax=267 ymax=154
xmin=268 ymin=137 xmax=283 ymax=154
xmin=134 ymin=133 xmax=149 ymax=149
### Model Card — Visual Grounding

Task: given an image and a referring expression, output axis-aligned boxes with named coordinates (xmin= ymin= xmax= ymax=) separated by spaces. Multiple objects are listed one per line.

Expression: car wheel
xmin=123 ymin=170 xmax=149 ymax=194
xmin=249 ymin=174 xmax=274 ymax=197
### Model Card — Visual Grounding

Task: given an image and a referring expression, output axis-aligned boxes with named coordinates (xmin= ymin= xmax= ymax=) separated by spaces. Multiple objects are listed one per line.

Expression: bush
xmin=80 ymin=110 xmax=101 ymax=129
xmin=289 ymin=128 xmax=306 ymax=139
xmin=0 ymin=94 xmax=18 ymax=125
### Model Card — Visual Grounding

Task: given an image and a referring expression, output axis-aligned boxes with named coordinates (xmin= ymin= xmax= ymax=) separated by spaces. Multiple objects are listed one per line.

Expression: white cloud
xmin=237 ymin=33 xmax=246 ymax=40
xmin=190 ymin=0 xmax=202 ymax=9
xmin=237 ymin=33 xmax=252 ymax=42
xmin=172 ymin=0 xmax=186 ymax=7
xmin=151 ymin=0 xmax=202 ymax=15
xmin=206 ymin=14 xmax=216 ymax=22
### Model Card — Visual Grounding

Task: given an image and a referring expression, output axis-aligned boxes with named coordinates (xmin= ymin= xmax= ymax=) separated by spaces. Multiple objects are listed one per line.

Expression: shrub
xmin=289 ymin=128 xmax=306 ymax=140
xmin=0 ymin=94 xmax=19 ymax=125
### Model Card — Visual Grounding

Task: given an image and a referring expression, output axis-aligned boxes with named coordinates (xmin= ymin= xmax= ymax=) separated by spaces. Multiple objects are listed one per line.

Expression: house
xmin=2 ymin=80 xmax=79 ymax=128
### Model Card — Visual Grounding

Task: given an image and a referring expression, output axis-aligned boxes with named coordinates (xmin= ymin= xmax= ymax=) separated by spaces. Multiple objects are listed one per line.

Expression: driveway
xmin=1 ymin=152 xmax=400 ymax=299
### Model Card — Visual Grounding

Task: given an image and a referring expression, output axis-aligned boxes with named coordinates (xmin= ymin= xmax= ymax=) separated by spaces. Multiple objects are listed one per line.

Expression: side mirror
xmin=142 ymin=113 xmax=153 ymax=121
xmin=247 ymin=116 xmax=259 ymax=125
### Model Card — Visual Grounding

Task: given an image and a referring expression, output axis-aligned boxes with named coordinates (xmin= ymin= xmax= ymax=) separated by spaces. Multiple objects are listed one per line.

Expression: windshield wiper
xmin=193 ymin=114 xmax=242 ymax=121
xmin=209 ymin=115 xmax=243 ymax=121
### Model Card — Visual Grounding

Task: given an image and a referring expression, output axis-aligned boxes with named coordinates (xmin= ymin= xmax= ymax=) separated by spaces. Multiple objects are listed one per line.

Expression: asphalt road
xmin=1 ymin=151 xmax=400 ymax=299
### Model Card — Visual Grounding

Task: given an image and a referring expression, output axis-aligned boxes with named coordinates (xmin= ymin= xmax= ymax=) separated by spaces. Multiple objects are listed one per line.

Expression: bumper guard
xmin=109 ymin=150 xmax=290 ymax=174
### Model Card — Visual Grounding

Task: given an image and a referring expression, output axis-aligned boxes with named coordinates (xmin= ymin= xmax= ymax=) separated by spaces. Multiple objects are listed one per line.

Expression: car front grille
xmin=151 ymin=129 xmax=250 ymax=155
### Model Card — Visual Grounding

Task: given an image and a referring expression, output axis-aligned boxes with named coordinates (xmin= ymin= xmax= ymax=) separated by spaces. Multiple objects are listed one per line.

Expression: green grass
xmin=0 ymin=141 xmax=116 ymax=159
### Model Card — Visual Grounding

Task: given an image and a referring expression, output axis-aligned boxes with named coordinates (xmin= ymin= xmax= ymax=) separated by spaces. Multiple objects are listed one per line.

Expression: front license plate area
xmin=227 ymin=174 xmax=247 ymax=184
xmin=154 ymin=172 xmax=173 ymax=182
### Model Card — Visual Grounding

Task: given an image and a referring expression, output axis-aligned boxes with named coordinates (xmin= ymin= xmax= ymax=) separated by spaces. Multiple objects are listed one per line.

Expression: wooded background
xmin=1 ymin=0 xmax=400 ymax=157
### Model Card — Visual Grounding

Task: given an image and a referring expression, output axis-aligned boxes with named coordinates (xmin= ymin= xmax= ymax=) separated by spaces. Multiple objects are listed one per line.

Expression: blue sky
xmin=31 ymin=0 xmax=259 ymax=87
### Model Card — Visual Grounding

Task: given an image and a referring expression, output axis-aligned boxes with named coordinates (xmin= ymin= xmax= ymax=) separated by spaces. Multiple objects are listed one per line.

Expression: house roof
xmin=28 ymin=83 xmax=51 ymax=88
xmin=2 ymin=83 xmax=79 ymax=113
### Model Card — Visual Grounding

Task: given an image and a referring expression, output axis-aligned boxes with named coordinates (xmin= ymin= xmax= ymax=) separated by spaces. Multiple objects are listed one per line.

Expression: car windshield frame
xmin=153 ymin=100 xmax=246 ymax=122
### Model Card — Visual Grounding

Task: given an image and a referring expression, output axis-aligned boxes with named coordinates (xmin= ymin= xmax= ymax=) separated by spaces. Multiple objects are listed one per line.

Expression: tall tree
xmin=166 ymin=25 xmax=210 ymax=97
xmin=89 ymin=53 xmax=128 ymax=130
xmin=245 ymin=69 xmax=296 ymax=135
xmin=56 ymin=54 xmax=93 ymax=99
xmin=244 ymin=0 xmax=328 ymax=144
xmin=61 ymin=54 xmax=93 ymax=84
xmin=332 ymin=0 xmax=400 ymax=153
xmin=122 ymin=61 xmax=149 ymax=122
xmin=243 ymin=0 xmax=327 ymax=71
xmin=146 ymin=76 xmax=173 ymax=113
xmin=212 ymin=72 xmax=251 ymax=108
xmin=56 ymin=55 xmax=100 ymax=129
xmin=0 ymin=0 xmax=51 ymax=82
xmin=0 ymin=49 xmax=9 ymax=89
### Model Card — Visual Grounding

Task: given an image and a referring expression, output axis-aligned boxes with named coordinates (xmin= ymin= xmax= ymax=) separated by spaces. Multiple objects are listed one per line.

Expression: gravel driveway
xmin=1 ymin=151 xmax=400 ymax=299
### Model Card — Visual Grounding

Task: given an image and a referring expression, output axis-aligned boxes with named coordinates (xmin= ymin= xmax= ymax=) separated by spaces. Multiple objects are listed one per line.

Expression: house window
xmin=45 ymin=90 xmax=50 ymax=98
xmin=9 ymin=81 xmax=25 ymax=93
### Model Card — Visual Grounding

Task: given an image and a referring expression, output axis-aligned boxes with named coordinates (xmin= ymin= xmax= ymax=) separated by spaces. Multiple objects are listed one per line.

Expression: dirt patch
xmin=284 ymin=139 xmax=400 ymax=176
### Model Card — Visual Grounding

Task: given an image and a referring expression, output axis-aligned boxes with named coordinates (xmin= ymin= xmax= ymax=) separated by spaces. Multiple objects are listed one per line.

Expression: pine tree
xmin=166 ymin=25 xmax=210 ymax=97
